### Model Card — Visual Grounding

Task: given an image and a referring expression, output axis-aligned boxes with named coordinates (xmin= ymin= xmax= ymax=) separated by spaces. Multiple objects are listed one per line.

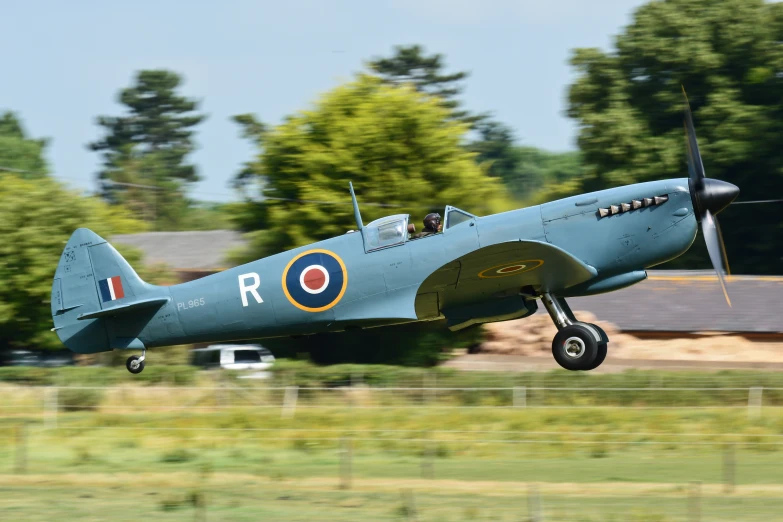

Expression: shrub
xmin=186 ymin=490 xmax=205 ymax=508
xmin=134 ymin=365 xmax=198 ymax=385
xmin=59 ymin=388 xmax=104 ymax=411
xmin=0 ymin=365 xmax=198 ymax=387
xmin=0 ymin=367 xmax=53 ymax=385
xmin=71 ymin=446 xmax=99 ymax=465
xmin=434 ymin=443 xmax=451 ymax=459
xmin=159 ymin=496 xmax=187 ymax=511
xmin=290 ymin=438 xmax=315 ymax=453
xmin=160 ymin=448 xmax=195 ymax=463
xmin=589 ymin=444 xmax=609 ymax=459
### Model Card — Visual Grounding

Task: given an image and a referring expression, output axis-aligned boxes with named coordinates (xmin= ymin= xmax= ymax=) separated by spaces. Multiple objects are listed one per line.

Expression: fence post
xmin=528 ymin=483 xmax=543 ymax=522
xmin=723 ymin=444 xmax=735 ymax=494
xmin=748 ymin=387 xmax=763 ymax=419
xmin=421 ymin=439 xmax=434 ymax=480
xmin=218 ymin=370 xmax=226 ymax=409
xmin=401 ymin=489 xmax=418 ymax=522
xmin=282 ymin=385 xmax=299 ymax=419
xmin=195 ymin=462 xmax=211 ymax=522
xmin=194 ymin=491 xmax=207 ymax=522
xmin=44 ymin=387 xmax=58 ymax=430
xmin=339 ymin=437 xmax=352 ymax=490
xmin=513 ymin=386 xmax=527 ymax=408
xmin=15 ymin=424 xmax=27 ymax=474
xmin=350 ymin=372 xmax=361 ymax=409
xmin=688 ymin=481 xmax=701 ymax=522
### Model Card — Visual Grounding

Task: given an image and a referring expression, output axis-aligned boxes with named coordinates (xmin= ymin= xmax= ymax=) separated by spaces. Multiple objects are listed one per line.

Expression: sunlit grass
xmin=1 ymin=369 xmax=783 ymax=520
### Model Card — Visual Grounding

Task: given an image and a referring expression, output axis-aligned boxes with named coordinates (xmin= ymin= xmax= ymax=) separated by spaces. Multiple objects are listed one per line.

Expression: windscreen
xmin=447 ymin=209 xmax=473 ymax=229
xmin=233 ymin=350 xmax=262 ymax=363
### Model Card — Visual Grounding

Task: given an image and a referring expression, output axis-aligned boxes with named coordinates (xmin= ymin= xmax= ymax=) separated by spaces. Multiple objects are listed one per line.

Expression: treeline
xmin=0 ymin=44 xmax=572 ymax=359
xmin=3 ymin=0 xmax=783 ymax=359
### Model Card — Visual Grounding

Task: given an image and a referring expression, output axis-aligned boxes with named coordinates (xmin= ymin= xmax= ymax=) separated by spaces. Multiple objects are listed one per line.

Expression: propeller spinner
xmin=682 ymin=88 xmax=740 ymax=306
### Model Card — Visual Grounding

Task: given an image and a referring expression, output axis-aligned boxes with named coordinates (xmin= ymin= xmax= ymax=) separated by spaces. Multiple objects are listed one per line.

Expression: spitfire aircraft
xmin=51 ymin=93 xmax=739 ymax=373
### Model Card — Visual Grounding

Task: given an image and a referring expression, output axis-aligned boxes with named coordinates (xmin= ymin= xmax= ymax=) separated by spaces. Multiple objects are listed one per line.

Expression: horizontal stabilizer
xmin=77 ymin=297 xmax=170 ymax=321
xmin=54 ymin=304 xmax=83 ymax=316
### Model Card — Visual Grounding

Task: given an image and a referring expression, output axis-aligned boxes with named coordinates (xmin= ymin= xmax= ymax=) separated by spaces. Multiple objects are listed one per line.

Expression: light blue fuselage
xmin=122 ymin=178 xmax=695 ymax=348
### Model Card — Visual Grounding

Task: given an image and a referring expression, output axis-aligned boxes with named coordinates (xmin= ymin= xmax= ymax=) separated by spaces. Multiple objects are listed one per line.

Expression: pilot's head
xmin=424 ymin=213 xmax=442 ymax=232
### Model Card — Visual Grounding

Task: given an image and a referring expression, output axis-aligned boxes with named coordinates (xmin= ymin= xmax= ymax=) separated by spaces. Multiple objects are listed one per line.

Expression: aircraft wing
xmin=418 ymin=239 xmax=598 ymax=311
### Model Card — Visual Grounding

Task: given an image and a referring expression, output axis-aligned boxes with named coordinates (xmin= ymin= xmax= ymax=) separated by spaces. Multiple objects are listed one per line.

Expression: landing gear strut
xmin=126 ymin=350 xmax=146 ymax=374
xmin=541 ymin=293 xmax=608 ymax=371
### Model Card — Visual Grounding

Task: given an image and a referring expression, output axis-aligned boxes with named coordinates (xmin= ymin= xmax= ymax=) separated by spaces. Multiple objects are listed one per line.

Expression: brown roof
xmin=112 ymin=230 xmax=247 ymax=271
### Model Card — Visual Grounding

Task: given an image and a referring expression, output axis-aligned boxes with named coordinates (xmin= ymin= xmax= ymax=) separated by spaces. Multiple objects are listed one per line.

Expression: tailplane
xmin=51 ymin=228 xmax=167 ymax=353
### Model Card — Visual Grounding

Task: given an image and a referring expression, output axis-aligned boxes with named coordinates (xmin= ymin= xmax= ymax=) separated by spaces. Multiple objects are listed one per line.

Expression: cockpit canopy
xmin=364 ymin=213 xmax=409 ymax=252
xmin=361 ymin=206 xmax=477 ymax=252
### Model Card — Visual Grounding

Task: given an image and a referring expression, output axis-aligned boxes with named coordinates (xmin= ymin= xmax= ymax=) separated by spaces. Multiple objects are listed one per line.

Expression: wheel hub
xmin=564 ymin=337 xmax=586 ymax=358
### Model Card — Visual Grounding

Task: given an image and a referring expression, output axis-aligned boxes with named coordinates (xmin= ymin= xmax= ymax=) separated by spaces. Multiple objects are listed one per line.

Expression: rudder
xmin=51 ymin=228 xmax=155 ymax=353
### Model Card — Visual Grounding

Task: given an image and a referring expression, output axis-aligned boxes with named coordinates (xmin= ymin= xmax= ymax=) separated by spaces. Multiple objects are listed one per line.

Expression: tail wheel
xmin=552 ymin=324 xmax=598 ymax=371
xmin=126 ymin=355 xmax=145 ymax=374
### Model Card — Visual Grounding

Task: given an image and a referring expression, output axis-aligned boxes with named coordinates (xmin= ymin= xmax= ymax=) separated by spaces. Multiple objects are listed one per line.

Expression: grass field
xmin=2 ymin=399 xmax=783 ymax=521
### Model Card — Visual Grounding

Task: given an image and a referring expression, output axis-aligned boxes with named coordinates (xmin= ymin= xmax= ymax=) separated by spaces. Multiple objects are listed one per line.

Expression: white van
xmin=190 ymin=344 xmax=275 ymax=371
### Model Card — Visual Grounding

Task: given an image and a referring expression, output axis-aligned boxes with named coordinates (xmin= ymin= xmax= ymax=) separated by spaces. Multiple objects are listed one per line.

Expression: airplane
xmin=50 ymin=92 xmax=739 ymax=373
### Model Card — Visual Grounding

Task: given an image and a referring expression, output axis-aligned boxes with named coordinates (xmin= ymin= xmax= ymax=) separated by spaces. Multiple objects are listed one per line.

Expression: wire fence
xmin=1 ymin=422 xmax=782 ymax=521
xmin=2 ymin=383 xmax=783 ymax=521
xmin=0 ymin=384 xmax=775 ymax=420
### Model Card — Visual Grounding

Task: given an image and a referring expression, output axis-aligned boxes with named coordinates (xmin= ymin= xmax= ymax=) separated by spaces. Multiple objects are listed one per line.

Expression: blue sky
xmin=2 ymin=0 xmax=646 ymax=202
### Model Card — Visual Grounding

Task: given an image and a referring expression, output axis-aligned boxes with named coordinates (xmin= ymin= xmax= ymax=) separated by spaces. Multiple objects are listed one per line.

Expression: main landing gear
xmin=126 ymin=350 xmax=146 ymax=374
xmin=541 ymin=293 xmax=608 ymax=371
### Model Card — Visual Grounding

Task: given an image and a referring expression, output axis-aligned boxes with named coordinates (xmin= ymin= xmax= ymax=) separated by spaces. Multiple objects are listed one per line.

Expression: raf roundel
xmin=477 ymin=259 xmax=544 ymax=279
xmin=282 ymin=249 xmax=348 ymax=312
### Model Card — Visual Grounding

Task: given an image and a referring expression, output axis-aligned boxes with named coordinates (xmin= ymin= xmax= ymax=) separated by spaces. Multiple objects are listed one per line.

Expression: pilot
xmin=413 ymin=213 xmax=442 ymax=239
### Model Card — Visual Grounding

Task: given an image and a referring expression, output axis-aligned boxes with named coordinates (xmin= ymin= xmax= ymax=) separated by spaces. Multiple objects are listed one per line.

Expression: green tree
xmin=233 ymin=74 xmax=510 ymax=261
xmin=180 ymin=202 xmax=238 ymax=231
xmin=464 ymin=120 xmax=583 ymax=201
xmin=367 ymin=44 xmax=487 ymax=128
xmin=0 ymin=112 xmax=49 ymax=177
xmin=88 ymin=70 xmax=206 ymax=230
xmin=466 ymin=121 xmax=520 ymax=181
xmin=227 ymin=113 xmax=270 ymax=235
xmin=368 ymin=46 xmax=553 ymax=199
xmin=515 ymin=148 xmax=584 ymax=203
xmin=567 ymin=0 xmax=783 ymax=273
xmin=0 ymin=175 xmax=150 ymax=351
xmin=231 ymin=113 xmax=268 ymax=197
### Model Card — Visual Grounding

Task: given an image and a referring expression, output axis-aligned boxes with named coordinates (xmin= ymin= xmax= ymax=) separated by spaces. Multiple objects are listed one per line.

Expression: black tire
xmin=584 ymin=343 xmax=608 ymax=371
xmin=584 ymin=322 xmax=608 ymax=344
xmin=552 ymin=324 xmax=598 ymax=371
xmin=582 ymin=322 xmax=608 ymax=371
xmin=126 ymin=355 xmax=145 ymax=374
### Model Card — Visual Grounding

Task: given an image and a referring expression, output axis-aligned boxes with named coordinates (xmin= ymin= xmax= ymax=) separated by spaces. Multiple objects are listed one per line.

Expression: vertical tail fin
xmin=51 ymin=228 xmax=160 ymax=353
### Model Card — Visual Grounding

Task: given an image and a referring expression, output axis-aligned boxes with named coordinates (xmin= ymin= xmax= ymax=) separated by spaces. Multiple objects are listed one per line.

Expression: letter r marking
xmin=238 ymin=272 xmax=263 ymax=307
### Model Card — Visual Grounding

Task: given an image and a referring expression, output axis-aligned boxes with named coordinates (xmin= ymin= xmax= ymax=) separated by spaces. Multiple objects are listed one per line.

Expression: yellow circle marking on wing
xmin=477 ymin=259 xmax=544 ymax=279
xmin=281 ymin=248 xmax=348 ymax=312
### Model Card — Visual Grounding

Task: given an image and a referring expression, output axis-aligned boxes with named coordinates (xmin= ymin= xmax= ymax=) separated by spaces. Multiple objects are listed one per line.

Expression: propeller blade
xmin=714 ymin=214 xmax=731 ymax=277
xmin=732 ymin=198 xmax=783 ymax=205
xmin=682 ymin=87 xmax=705 ymax=192
xmin=702 ymin=210 xmax=731 ymax=307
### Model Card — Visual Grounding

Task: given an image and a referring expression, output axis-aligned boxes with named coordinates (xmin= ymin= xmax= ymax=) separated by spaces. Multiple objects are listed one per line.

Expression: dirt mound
xmin=480 ymin=311 xmax=623 ymax=357
xmin=480 ymin=312 xmax=783 ymax=362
